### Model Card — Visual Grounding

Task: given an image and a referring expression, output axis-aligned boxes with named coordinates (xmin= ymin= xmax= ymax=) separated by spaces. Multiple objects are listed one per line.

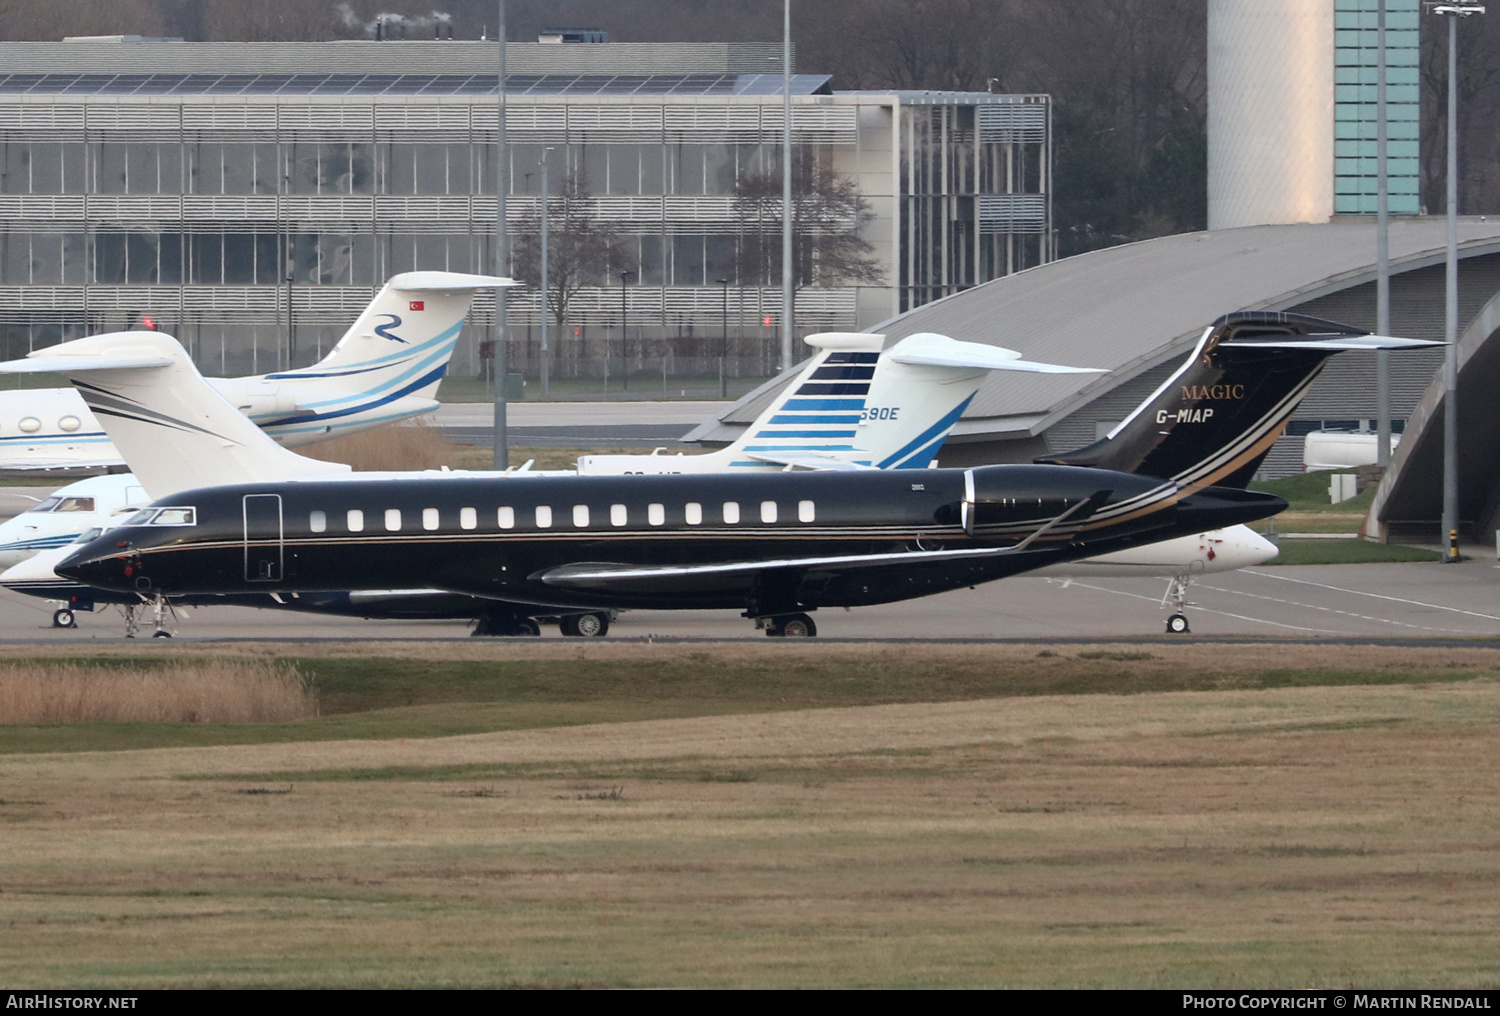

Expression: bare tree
xmin=733 ymin=153 xmax=883 ymax=291
xmin=1420 ymin=13 xmax=1500 ymax=215
xmin=511 ymin=172 xmax=626 ymax=334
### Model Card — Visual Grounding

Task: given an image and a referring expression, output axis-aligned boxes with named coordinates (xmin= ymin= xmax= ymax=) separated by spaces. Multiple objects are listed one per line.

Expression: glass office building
xmin=0 ymin=39 xmax=1050 ymax=382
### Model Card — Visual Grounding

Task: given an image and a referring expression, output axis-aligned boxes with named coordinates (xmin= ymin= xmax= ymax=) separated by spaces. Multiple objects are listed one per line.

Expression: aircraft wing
xmin=538 ymin=490 xmax=1112 ymax=590
xmin=0 ymin=458 xmax=127 ymax=472
xmin=741 ymin=452 xmax=878 ymax=472
xmin=537 ymin=545 xmax=1040 ymax=590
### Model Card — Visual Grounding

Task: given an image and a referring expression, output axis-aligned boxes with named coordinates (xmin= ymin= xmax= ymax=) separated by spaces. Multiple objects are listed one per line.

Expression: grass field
xmin=2 ymin=642 xmax=1499 ymax=987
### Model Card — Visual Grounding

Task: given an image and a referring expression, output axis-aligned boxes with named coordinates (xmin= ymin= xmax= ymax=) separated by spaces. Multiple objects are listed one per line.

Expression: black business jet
xmin=52 ymin=310 xmax=1441 ymax=638
xmin=57 ymin=462 xmax=1281 ymax=637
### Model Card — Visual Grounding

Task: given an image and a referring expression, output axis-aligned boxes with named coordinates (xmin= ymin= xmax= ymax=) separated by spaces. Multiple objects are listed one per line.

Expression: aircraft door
xmin=243 ymin=494 xmax=284 ymax=582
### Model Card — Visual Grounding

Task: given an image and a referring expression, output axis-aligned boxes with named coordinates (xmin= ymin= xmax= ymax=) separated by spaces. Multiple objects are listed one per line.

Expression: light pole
xmin=538 ymin=147 xmax=552 ymax=398
xmin=619 ymin=270 xmax=632 ymax=393
xmin=1429 ymin=2 xmax=1485 ymax=562
xmin=1376 ymin=0 xmax=1391 ymax=469
xmin=779 ymin=0 xmax=794 ymax=374
xmin=716 ymin=277 xmax=730 ymax=399
xmin=491 ymin=0 xmax=509 ymax=469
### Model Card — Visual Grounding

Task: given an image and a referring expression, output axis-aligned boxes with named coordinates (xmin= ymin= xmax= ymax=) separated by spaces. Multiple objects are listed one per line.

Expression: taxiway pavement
xmin=5 ymin=560 xmax=1500 ymax=643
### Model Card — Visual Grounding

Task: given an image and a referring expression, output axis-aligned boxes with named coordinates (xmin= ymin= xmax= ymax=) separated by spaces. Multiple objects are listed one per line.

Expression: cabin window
xmin=460 ymin=507 xmax=477 ymax=530
xmin=422 ymin=507 xmax=439 ymax=531
xmin=58 ymin=415 xmax=80 ymax=432
xmin=684 ymin=502 xmax=702 ymax=525
xmin=798 ymin=500 xmax=815 ymax=523
xmin=648 ymin=503 xmax=665 ymax=526
xmin=722 ymin=501 xmax=740 ymax=524
xmin=384 ymin=509 xmax=401 ymax=531
xmin=309 ymin=510 xmax=326 ymax=533
xmin=18 ymin=417 xmax=40 ymax=433
xmin=610 ymin=504 xmax=627 ymax=526
xmin=498 ymin=506 xmax=515 ymax=529
xmin=761 ymin=501 xmax=778 ymax=524
xmin=536 ymin=505 xmax=553 ymax=528
xmin=347 ymin=509 xmax=365 ymax=532
xmin=573 ymin=505 xmax=589 ymax=527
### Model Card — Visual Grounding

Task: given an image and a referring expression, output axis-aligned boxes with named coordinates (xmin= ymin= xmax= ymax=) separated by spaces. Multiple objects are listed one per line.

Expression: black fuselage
xmin=57 ymin=465 xmax=1283 ymax=617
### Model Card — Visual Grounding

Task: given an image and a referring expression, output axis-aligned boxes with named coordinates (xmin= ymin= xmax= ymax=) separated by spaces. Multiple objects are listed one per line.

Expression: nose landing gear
xmin=51 ymin=608 xmax=77 ymax=629
xmin=1162 ymin=575 xmax=1192 ymax=634
xmin=150 ymin=592 xmax=173 ymax=638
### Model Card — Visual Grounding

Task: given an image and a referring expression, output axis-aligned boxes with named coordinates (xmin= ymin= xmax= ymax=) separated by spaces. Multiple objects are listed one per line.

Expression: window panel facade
xmin=0 ymin=59 xmax=1048 ymax=380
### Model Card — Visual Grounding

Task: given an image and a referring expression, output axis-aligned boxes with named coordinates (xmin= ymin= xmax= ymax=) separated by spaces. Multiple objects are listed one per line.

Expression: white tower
xmin=1208 ymin=0 xmax=1335 ymax=230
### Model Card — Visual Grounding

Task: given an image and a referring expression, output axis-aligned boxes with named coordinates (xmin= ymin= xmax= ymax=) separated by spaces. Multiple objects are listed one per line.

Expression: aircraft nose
xmin=55 ymin=548 xmax=135 ymax=592
xmin=1216 ymin=524 xmax=1280 ymax=567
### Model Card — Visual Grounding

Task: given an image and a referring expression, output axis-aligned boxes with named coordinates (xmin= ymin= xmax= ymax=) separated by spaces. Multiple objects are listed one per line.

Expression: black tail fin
xmin=1036 ymin=312 xmax=1438 ymax=490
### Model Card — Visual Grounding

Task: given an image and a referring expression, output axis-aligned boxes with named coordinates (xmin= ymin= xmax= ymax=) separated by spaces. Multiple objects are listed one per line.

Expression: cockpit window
xmin=122 ymin=507 xmax=196 ymax=527
xmin=54 ymin=497 xmax=95 ymax=513
xmin=29 ymin=497 xmax=61 ymax=513
xmin=71 ymin=527 xmax=103 ymax=544
xmin=148 ymin=507 xmax=196 ymax=527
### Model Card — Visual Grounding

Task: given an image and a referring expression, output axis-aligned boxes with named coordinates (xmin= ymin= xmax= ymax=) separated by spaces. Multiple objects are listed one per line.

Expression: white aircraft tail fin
xmin=728 ymin=331 xmax=1102 ymax=470
xmin=0 ymin=333 xmax=349 ymax=499
xmin=270 ymin=271 xmax=514 ymax=393
xmin=241 ymin=272 xmax=516 ymax=444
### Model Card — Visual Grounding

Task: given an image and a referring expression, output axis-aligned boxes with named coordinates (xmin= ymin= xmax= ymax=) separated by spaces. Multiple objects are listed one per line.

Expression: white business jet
xmin=0 ymin=272 xmax=511 ymax=568
xmin=0 ymin=270 xmax=511 ymax=472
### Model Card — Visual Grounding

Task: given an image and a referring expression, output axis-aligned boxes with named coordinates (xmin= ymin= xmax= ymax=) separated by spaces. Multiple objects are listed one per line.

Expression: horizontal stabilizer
xmin=385 ymin=272 xmax=518 ymax=292
xmin=886 ymin=333 xmax=1105 ymax=373
xmin=1219 ymin=335 xmax=1443 ymax=351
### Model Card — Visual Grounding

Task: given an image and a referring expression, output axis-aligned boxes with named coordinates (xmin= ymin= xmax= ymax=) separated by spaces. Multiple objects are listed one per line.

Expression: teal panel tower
xmin=1334 ymin=0 xmax=1421 ymax=215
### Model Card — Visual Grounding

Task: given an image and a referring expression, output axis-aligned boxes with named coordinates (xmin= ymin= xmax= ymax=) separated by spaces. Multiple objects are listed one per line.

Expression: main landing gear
xmin=1162 ymin=575 xmax=1192 ymax=634
xmin=760 ymin=612 xmax=817 ymax=638
xmin=559 ymin=611 xmax=610 ymax=638
xmin=469 ymin=612 xmax=613 ymax=638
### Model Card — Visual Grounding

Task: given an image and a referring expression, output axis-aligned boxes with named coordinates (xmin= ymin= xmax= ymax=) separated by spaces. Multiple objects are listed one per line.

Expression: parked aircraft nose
xmin=1212 ymin=525 xmax=1280 ymax=569
xmin=55 ymin=544 xmax=137 ymax=593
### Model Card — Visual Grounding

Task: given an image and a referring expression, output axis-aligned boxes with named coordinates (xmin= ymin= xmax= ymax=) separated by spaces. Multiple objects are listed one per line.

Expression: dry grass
xmin=1 ymin=680 xmax=1498 ymax=986
xmin=300 ymin=417 xmax=456 ymax=472
xmin=0 ymin=659 xmax=314 ymax=724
